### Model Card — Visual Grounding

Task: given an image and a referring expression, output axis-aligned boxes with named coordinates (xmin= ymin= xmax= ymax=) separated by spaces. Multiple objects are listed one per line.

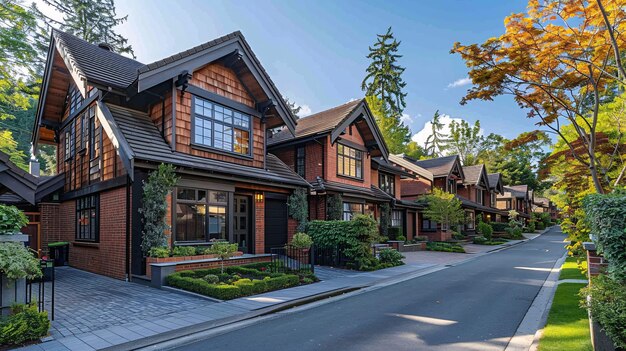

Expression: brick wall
xmin=309 ymin=195 xmax=326 ymax=220
xmin=40 ymin=203 xmax=60 ymax=255
xmin=255 ymin=199 xmax=265 ymax=253
xmin=325 ymin=130 xmax=371 ymax=188
xmin=55 ymin=186 xmax=128 ymax=280
xmin=287 ymin=218 xmax=298 ymax=242
xmin=271 ymin=140 xmax=324 ymax=183
xmin=400 ymin=178 xmax=431 ymax=200
xmin=587 ymin=249 xmax=608 ymax=277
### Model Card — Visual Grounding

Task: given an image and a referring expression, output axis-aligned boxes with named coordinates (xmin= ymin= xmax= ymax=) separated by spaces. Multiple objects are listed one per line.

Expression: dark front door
xmin=234 ymin=195 xmax=251 ymax=253
xmin=264 ymin=197 xmax=288 ymax=253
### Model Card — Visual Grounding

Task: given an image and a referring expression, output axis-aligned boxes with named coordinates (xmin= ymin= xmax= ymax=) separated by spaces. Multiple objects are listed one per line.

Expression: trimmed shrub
xmin=290 ymin=232 xmax=313 ymax=249
xmin=473 ymin=236 xmax=488 ymax=244
xmin=426 ymin=242 xmax=465 ymax=253
xmin=536 ymin=221 xmax=545 ymax=230
xmin=477 ymin=222 xmax=493 ymax=240
xmin=527 ymin=221 xmax=536 ymax=233
xmin=378 ymin=248 xmax=404 ymax=266
xmin=505 ymin=227 xmax=523 ymax=239
xmin=581 ymin=274 xmax=626 ymax=349
xmin=202 ymin=274 xmax=219 ymax=284
xmin=172 ymin=246 xmax=196 ymax=257
xmin=396 ymin=235 xmax=406 ymax=242
xmin=0 ymin=303 xmax=50 ymax=346
xmin=148 ymin=246 xmax=170 ymax=258
xmin=491 ymin=222 xmax=509 ymax=232
xmin=326 ymin=194 xmax=343 ymax=220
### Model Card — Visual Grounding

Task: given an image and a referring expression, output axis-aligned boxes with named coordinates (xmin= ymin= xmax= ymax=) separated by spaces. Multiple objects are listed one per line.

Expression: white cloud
xmin=411 ymin=114 xmax=484 ymax=151
xmin=447 ymin=77 xmax=472 ymax=88
xmin=298 ymin=104 xmax=312 ymax=117
xmin=400 ymin=113 xmax=413 ymax=125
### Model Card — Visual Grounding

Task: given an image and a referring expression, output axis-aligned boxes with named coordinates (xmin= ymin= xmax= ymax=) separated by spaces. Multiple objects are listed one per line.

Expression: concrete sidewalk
xmin=17 ymin=263 xmax=434 ymax=351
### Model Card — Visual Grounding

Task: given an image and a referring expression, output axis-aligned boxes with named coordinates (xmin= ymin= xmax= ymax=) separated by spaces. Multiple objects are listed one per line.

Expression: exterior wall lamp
xmin=255 ymin=192 xmax=264 ymax=203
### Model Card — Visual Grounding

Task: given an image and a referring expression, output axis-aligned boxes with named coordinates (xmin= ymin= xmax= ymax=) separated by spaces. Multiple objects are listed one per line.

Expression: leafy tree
xmin=442 ymin=119 xmax=501 ymax=166
xmin=139 ymin=164 xmax=178 ymax=256
xmin=365 ymin=95 xmax=410 ymax=154
xmin=362 ymin=26 xmax=407 ymax=116
xmin=423 ymin=188 xmax=465 ymax=231
xmin=38 ymin=0 xmax=134 ymax=57
xmin=207 ymin=242 xmax=238 ymax=274
xmin=423 ymin=110 xmax=447 ymax=158
xmin=404 ymin=141 xmax=426 ymax=160
xmin=451 ymin=0 xmax=626 ymax=193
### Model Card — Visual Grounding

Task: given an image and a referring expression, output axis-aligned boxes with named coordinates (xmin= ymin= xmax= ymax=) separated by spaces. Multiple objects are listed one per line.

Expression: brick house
xmin=30 ymin=30 xmax=309 ymax=280
xmin=267 ymin=99 xmax=432 ymax=241
xmin=487 ymin=173 xmax=506 ymax=222
xmin=456 ymin=165 xmax=507 ymax=234
xmin=496 ymin=185 xmax=532 ymax=224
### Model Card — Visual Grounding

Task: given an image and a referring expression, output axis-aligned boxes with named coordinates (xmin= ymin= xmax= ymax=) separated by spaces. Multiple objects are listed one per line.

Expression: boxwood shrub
xmin=166 ymin=265 xmax=300 ymax=300
xmin=0 ymin=303 xmax=50 ymax=346
xmin=491 ymin=222 xmax=509 ymax=232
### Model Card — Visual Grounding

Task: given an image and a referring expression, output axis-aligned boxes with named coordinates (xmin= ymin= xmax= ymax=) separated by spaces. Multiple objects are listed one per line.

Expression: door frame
xmin=233 ymin=194 xmax=252 ymax=254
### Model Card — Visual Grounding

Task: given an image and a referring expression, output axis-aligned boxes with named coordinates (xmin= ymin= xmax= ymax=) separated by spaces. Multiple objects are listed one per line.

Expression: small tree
xmin=423 ymin=189 xmax=465 ymax=232
xmin=287 ymin=188 xmax=308 ymax=232
xmin=326 ymin=194 xmax=343 ymax=221
xmin=207 ymin=242 xmax=238 ymax=274
xmin=139 ymin=164 xmax=178 ymax=256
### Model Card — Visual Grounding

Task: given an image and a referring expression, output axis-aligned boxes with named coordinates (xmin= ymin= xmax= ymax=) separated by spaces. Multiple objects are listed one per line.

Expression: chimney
xmin=29 ymin=156 xmax=40 ymax=177
xmin=98 ymin=43 xmax=114 ymax=52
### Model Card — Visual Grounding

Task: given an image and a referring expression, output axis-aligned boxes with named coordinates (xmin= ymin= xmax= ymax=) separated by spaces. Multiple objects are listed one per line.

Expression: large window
xmin=342 ymin=202 xmax=364 ymax=221
xmin=295 ymin=146 xmax=305 ymax=177
xmin=391 ymin=210 xmax=402 ymax=227
xmin=192 ymin=96 xmax=251 ymax=155
xmin=421 ymin=218 xmax=437 ymax=231
xmin=68 ymin=85 xmax=83 ymax=115
xmin=337 ymin=144 xmax=363 ymax=179
xmin=76 ymin=194 xmax=98 ymax=242
xmin=379 ymin=173 xmax=395 ymax=196
xmin=175 ymin=187 xmax=228 ymax=242
xmin=476 ymin=189 xmax=484 ymax=205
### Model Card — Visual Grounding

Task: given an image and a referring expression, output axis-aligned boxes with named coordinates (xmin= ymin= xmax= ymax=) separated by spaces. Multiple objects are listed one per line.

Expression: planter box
xmin=387 ymin=241 xmax=426 ymax=252
xmin=0 ymin=274 xmax=26 ymax=316
xmin=146 ymin=251 xmax=244 ymax=278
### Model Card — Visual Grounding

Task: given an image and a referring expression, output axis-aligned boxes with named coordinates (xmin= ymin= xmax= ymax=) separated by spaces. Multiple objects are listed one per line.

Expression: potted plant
xmin=290 ymin=232 xmax=313 ymax=253
xmin=0 ymin=242 xmax=41 ymax=315
xmin=0 ymin=205 xmax=29 ymax=243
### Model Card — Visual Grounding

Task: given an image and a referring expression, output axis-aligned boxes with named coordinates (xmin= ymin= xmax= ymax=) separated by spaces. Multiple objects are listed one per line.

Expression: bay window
xmin=192 ymin=96 xmax=251 ymax=156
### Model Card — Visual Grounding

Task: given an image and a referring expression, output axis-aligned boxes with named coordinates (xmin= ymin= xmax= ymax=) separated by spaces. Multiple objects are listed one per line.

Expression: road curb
xmin=504 ymin=250 xmax=567 ymax=351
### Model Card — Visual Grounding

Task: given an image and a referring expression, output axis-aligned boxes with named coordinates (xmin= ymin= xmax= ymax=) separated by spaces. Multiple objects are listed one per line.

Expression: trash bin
xmin=48 ymin=242 xmax=69 ymax=266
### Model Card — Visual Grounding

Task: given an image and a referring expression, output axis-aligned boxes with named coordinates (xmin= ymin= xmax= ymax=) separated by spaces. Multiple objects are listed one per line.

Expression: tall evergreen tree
xmin=365 ymin=95 xmax=410 ymax=154
xmin=423 ymin=110 xmax=447 ymax=158
xmin=38 ymin=0 xmax=134 ymax=57
xmin=283 ymin=97 xmax=302 ymax=119
xmin=362 ymin=27 xmax=407 ymax=116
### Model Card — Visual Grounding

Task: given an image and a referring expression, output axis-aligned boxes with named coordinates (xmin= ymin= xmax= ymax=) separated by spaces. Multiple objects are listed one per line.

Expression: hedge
xmin=166 ymin=265 xmax=300 ymax=300
xmin=0 ymin=304 xmax=50 ymax=346
xmin=491 ymin=222 xmax=508 ymax=232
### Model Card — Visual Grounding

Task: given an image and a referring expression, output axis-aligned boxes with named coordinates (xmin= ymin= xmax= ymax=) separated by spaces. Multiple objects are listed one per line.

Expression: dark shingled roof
xmin=372 ymin=157 xmax=413 ymax=177
xmin=268 ymin=100 xmax=362 ymax=145
xmin=456 ymin=195 xmax=506 ymax=215
xmin=310 ymin=177 xmax=392 ymax=202
xmin=53 ymin=29 xmax=144 ymax=89
xmin=413 ymin=155 xmax=459 ymax=177
xmin=105 ymin=104 xmax=309 ymax=188
xmin=487 ymin=173 xmax=502 ymax=190
xmin=462 ymin=164 xmax=486 ymax=186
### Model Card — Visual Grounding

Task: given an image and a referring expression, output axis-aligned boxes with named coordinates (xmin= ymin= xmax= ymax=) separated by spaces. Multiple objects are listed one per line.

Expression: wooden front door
xmin=234 ymin=195 xmax=251 ymax=253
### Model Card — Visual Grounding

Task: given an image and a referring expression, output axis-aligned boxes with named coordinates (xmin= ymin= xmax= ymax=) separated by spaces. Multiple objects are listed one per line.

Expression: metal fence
xmin=313 ymin=245 xmax=350 ymax=268
xmin=0 ymin=259 xmax=54 ymax=320
xmin=270 ymin=246 xmax=314 ymax=274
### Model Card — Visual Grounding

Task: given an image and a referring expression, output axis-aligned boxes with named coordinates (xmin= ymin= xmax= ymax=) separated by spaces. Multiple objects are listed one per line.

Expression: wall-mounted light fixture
xmin=255 ymin=192 xmax=264 ymax=203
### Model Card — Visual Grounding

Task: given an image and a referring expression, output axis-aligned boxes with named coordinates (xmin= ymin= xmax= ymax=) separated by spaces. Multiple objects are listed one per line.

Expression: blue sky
xmin=111 ymin=1 xmax=533 ymax=142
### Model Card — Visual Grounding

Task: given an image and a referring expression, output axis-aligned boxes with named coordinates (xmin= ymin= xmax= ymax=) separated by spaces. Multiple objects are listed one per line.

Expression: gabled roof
xmin=0 ymin=152 xmax=64 ymax=205
xmin=268 ymin=99 xmax=389 ymax=160
xmin=372 ymin=157 xmax=413 ymax=178
xmin=487 ymin=173 xmax=504 ymax=194
xmin=309 ymin=177 xmax=392 ymax=202
xmin=101 ymin=103 xmax=309 ymax=188
xmin=462 ymin=164 xmax=489 ymax=188
xmin=534 ymin=197 xmax=550 ymax=207
xmin=501 ymin=185 xmax=529 ymax=199
xmin=388 ymin=154 xmax=434 ymax=181
xmin=52 ymin=29 xmax=144 ymax=91
xmin=411 ymin=155 xmax=464 ymax=179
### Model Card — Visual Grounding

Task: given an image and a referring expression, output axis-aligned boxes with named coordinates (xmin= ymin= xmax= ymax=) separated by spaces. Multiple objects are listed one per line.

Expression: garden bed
xmin=146 ymin=251 xmax=244 ymax=277
xmin=426 ymin=242 xmax=465 ymax=253
xmin=166 ymin=263 xmax=317 ymax=300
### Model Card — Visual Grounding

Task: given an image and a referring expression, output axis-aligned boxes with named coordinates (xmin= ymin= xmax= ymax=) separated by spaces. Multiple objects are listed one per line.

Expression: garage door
xmin=265 ymin=198 xmax=288 ymax=252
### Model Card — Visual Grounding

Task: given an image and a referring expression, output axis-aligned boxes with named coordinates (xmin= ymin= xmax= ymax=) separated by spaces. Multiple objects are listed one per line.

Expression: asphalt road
xmin=171 ymin=227 xmax=567 ymax=351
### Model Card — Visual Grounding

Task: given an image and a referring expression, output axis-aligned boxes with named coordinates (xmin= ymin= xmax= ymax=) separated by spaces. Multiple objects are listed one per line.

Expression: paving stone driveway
xmin=43 ymin=267 xmax=214 ymax=339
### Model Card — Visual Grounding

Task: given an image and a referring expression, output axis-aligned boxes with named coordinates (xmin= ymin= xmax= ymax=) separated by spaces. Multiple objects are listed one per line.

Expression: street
xmin=171 ymin=227 xmax=567 ymax=351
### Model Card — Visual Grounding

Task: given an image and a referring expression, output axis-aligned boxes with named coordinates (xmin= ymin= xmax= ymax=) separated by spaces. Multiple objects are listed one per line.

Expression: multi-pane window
xmin=337 ymin=144 xmax=363 ymax=179
xmin=175 ymin=187 xmax=228 ymax=242
xmin=379 ymin=173 xmax=395 ymax=196
xmin=193 ymin=96 xmax=251 ymax=155
xmin=64 ymin=121 xmax=75 ymax=161
xmin=391 ymin=210 xmax=402 ymax=227
xmin=466 ymin=211 xmax=475 ymax=230
xmin=68 ymin=85 xmax=83 ymax=115
xmin=422 ymin=219 xmax=437 ymax=231
xmin=490 ymin=192 xmax=496 ymax=207
xmin=342 ymin=202 xmax=364 ymax=221
xmin=476 ymin=189 xmax=484 ymax=205
xmin=76 ymin=194 xmax=98 ymax=242
xmin=448 ymin=178 xmax=457 ymax=194
xmin=295 ymin=146 xmax=305 ymax=178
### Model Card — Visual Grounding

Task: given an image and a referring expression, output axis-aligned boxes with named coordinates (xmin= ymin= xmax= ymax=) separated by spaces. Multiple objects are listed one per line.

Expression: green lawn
xmin=559 ymin=257 xmax=588 ymax=280
xmin=538 ymin=283 xmax=592 ymax=351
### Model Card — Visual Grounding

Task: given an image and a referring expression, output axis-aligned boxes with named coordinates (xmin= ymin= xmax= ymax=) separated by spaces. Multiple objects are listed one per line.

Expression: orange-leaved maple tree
xmin=451 ymin=0 xmax=626 ymax=193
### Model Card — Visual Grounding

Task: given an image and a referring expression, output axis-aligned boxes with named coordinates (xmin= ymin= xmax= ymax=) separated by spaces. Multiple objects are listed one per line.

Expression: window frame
xmin=64 ymin=121 xmax=75 ymax=161
xmin=191 ymin=95 xmax=253 ymax=157
xmin=336 ymin=143 xmax=363 ymax=180
xmin=342 ymin=202 xmax=364 ymax=221
xmin=379 ymin=173 xmax=395 ymax=196
xmin=490 ymin=192 xmax=496 ymax=208
xmin=466 ymin=210 xmax=475 ymax=230
xmin=75 ymin=194 xmax=99 ymax=242
xmin=391 ymin=210 xmax=402 ymax=227
xmin=476 ymin=188 xmax=484 ymax=205
xmin=295 ymin=146 xmax=306 ymax=178
xmin=174 ymin=187 xmax=230 ymax=244
xmin=421 ymin=218 xmax=437 ymax=232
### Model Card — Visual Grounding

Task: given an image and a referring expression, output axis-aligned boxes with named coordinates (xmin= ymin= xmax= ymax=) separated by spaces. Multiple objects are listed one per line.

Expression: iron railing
xmin=270 ymin=246 xmax=314 ymax=274
xmin=1 ymin=259 xmax=54 ymax=320
xmin=312 ymin=245 xmax=350 ymax=268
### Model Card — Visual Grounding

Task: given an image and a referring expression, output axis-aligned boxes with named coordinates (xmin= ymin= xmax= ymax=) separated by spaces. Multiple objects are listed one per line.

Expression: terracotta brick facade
xmin=254 ymin=199 xmax=265 ymax=254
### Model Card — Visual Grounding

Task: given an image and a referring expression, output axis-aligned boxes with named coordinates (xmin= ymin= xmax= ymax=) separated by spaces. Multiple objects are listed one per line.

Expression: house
xmin=267 ymin=100 xmax=433 ymax=241
xmin=487 ymin=173 xmax=505 ymax=221
xmin=31 ymin=29 xmax=310 ymax=280
xmin=496 ymin=185 xmax=532 ymax=224
xmin=456 ymin=164 xmax=506 ymax=234
xmin=398 ymin=155 xmax=464 ymax=241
